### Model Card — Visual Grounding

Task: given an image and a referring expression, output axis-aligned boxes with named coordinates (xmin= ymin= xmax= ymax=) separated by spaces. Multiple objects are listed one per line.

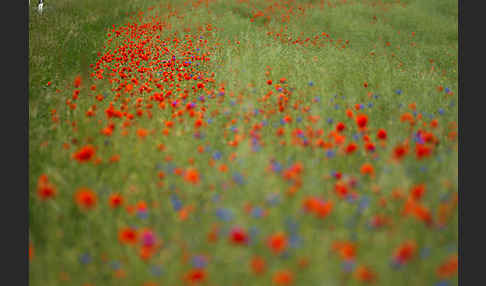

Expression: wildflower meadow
xmin=29 ymin=0 xmax=458 ymax=285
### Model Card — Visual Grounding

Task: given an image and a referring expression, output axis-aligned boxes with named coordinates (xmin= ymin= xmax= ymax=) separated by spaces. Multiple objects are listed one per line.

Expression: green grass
xmin=29 ymin=0 xmax=458 ymax=285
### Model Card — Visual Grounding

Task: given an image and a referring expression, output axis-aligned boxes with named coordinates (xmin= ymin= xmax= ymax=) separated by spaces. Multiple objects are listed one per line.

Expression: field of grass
xmin=29 ymin=0 xmax=458 ymax=285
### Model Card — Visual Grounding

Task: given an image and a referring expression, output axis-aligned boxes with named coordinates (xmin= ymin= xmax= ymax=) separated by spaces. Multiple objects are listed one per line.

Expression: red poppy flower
xmin=267 ymin=232 xmax=288 ymax=255
xmin=336 ymin=122 xmax=346 ymax=132
xmin=73 ymin=145 xmax=96 ymax=163
xmin=229 ymin=227 xmax=248 ymax=245
xmin=393 ymin=241 xmax=417 ymax=264
xmin=250 ymin=256 xmax=266 ymax=275
xmin=37 ymin=174 xmax=57 ymax=200
xmin=272 ymin=270 xmax=293 ymax=285
xmin=118 ymin=227 xmax=138 ymax=245
xmin=75 ymin=188 xmax=98 ymax=210
xmin=185 ymin=268 xmax=206 ymax=283
xmin=354 ymin=265 xmax=377 ymax=283
xmin=437 ymin=254 xmax=458 ymax=279
xmin=377 ymin=128 xmax=387 ymax=140
xmin=109 ymin=193 xmax=124 ymax=208
xmin=355 ymin=114 xmax=368 ymax=129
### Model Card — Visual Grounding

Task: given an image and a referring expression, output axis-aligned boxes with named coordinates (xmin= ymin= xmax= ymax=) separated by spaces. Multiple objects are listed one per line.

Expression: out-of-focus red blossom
xmin=108 ymin=193 xmax=124 ymax=208
xmin=29 ymin=243 xmax=34 ymax=261
xmin=185 ymin=268 xmax=206 ymax=284
xmin=334 ymin=181 xmax=349 ymax=199
xmin=272 ymin=269 xmax=293 ymax=285
xmin=73 ymin=75 xmax=82 ymax=88
xmin=393 ymin=144 xmax=408 ymax=160
xmin=332 ymin=241 xmax=357 ymax=261
xmin=360 ymin=163 xmax=375 ymax=177
xmin=415 ymin=143 xmax=432 ymax=159
xmin=377 ymin=128 xmax=387 ymax=140
xmin=345 ymin=142 xmax=358 ymax=154
xmin=410 ymin=184 xmax=426 ymax=200
xmin=250 ymin=256 xmax=266 ymax=275
xmin=354 ymin=265 xmax=377 ymax=283
xmin=75 ymin=188 xmax=98 ymax=210
xmin=267 ymin=232 xmax=288 ymax=255
xmin=184 ymin=168 xmax=200 ymax=184
xmin=355 ymin=114 xmax=368 ymax=129
xmin=336 ymin=122 xmax=346 ymax=132
xmin=118 ymin=227 xmax=138 ymax=245
xmin=302 ymin=196 xmax=333 ymax=218
xmin=72 ymin=145 xmax=96 ymax=163
xmin=437 ymin=254 xmax=458 ymax=278
xmin=37 ymin=174 xmax=57 ymax=200
xmin=229 ymin=227 xmax=248 ymax=245
xmin=393 ymin=241 xmax=417 ymax=264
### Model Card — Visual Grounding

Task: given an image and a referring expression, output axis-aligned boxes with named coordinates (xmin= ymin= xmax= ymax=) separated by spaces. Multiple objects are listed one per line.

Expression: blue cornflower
xmin=251 ymin=207 xmax=264 ymax=218
xmin=192 ymin=255 xmax=208 ymax=269
xmin=249 ymin=226 xmax=259 ymax=243
xmin=233 ymin=173 xmax=245 ymax=185
xmin=435 ymin=281 xmax=450 ymax=286
xmin=215 ymin=208 xmax=233 ymax=222
xmin=271 ymin=161 xmax=283 ymax=173
xmin=308 ymin=81 xmax=314 ymax=86
xmin=285 ymin=218 xmax=299 ymax=233
xmin=79 ymin=253 xmax=91 ymax=265
xmin=170 ymin=194 xmax=183 ymax=211
xmin=213 ymin=151 xmax=222 ymax=160
xmin=211 ymin=193 xmax=220 ymax=202
xmin=396 ymin=89 xmax=402 ymax=95
xmin=358 ymin=196 xmax=370 ymax=212
xmin=438 ymin=108 xmax=445 ymax=115
xmin=326 ymin=149 xmax=336 ymax=158
xmin=137 ymin=210 xmax=148 ymax=219
xmin=110 ymin=261 xmax=121 ymax=270
xmin=289 ymin=234 xmax=301 ymax=248
xmin=151 ymin=265 xmax=163 ymax=276
xmin=420 ymin=247 xmax=431 ymax=259
xmin=342 ymin=260 xmax=356 ymax=273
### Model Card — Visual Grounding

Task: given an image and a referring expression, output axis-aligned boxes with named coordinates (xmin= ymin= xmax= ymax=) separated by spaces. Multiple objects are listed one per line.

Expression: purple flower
xmin=141 ymin=231 xmax=156 ymax=247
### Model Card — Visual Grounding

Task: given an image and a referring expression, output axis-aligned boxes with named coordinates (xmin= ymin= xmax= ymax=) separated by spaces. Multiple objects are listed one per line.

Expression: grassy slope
xmin=29 ymin=0 xmax=458 ymax=285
